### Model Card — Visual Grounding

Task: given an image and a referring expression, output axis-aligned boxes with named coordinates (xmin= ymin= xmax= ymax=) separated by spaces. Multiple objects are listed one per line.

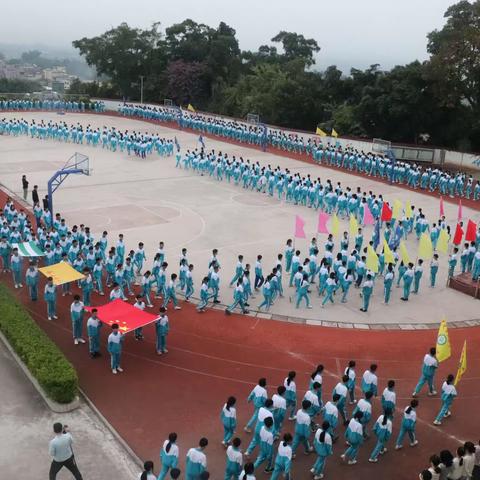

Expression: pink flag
xmin=439 ymin=196 xmax=445 ymax=217
xmin=317 ymin=212 xmax=329 ymax=234
xmin=457 ymin=199 xmax=463 ymax=222
xmin=294 ymin=215 xmax=306 ymax=239
xmin=363 ymin=204 xmax=375 ymax=225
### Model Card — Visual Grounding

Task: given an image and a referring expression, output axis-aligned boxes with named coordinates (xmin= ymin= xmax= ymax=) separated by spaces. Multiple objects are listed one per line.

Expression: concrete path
xmin=0 ymin=339 xmax=141 ymax=479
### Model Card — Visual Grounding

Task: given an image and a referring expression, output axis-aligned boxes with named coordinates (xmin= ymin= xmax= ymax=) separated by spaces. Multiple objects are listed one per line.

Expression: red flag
xmin=381 ymin=203 xmax=392 ymax=222
xmin=439 ymin=196 xmax=445 ymax=217
xmin=84 ymin=299 xmax=159 ymax=333
xmin=465 ymin=219 xmax=477 ymax=242
xmin=457 ymin=199 xmax=463 ymax=222
xmin=453 ymin=223 xmax=464 ymax=245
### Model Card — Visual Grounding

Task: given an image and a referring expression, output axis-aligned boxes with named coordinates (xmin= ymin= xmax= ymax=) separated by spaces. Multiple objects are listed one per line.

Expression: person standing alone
xmin=22 ymin=175 xmax=29 ymax=200
xmin=48 ymin=422 xmax=83 ymax=480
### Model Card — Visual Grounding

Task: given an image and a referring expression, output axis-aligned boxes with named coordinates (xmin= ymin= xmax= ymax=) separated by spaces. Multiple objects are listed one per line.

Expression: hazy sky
xmin=0 ymin=0 xmax=457 ymax=71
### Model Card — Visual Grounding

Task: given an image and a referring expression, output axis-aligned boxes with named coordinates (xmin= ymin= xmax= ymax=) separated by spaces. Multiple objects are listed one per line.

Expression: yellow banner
xmin=39 ymin=262 xmax=85 ymax=286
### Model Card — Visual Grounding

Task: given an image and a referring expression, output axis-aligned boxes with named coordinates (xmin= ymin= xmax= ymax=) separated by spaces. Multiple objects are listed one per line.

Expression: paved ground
xmin=0 ymin=339 xmax=141 ymax=479
xmin=1 ymin=111 xmax=480 ymax=326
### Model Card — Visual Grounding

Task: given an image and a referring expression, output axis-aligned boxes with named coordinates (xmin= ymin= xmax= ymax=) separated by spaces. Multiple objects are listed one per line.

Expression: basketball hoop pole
xmin=47 ymin=153 xmax=89 ymax=224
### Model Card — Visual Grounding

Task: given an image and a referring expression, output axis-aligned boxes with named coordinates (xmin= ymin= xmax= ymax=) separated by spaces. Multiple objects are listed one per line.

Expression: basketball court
xmin=0 ymin=111 xmax=479 ymax=480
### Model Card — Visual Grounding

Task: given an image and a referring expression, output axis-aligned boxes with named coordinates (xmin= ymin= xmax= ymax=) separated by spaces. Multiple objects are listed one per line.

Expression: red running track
xmin=3 ymin=272 xmax=480 ymax=480
xmin=1 ymin=137 xmax=479 ymax=479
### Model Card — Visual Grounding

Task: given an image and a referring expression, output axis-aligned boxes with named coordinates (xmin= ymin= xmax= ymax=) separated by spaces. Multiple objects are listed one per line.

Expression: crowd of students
xmin=0 ymin=117 xmax=175 ymax=158
xmin=118 ymin=103 xmax=480 ymax=202
xmin=133 ymin=353 xmax=479 ymax=479
xmin=0 ymin=98 xmax=105 ymax=112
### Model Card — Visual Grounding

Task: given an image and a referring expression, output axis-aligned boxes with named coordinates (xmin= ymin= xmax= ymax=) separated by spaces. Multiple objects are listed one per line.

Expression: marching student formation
xmin=0 ymin=103 xmax=479 ymax=480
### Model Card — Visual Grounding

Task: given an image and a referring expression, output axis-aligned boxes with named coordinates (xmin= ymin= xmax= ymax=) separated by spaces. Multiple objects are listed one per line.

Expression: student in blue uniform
xmin=237 ymin=462 xmax=255 ymax=480
xmin=312 ymin=421 xmax=333 ymax=480
xmin=413 ymin=347 xmax=438 ymax=397
xmin=10 ymin=247 xmax=23 ymax=288
xmin=221 ymin=396 xmax=237 ymax=447
xmin=395 ymin=399 xmax=419 ymax=449
xmin=344 ymin=360 xmax=356 ymax=404
xmin=361 ymin=364 xmax=378 ymax=397
xmin=368 ymin=410 xmax=393 ymax=463
xmin=86 ymin=308 xmax=102 ymax=358
xmin=381 ymin=380 xmax=396 ymax=418
xmin=270 ymin=433 xmax=293 ymax=480
xmin=107 ymin=323 xmax=124 ymax=374
xmin=158 ymin=433 xmax=179 ymax=480
xmin=155 ymin=307 xmax=169 ymax=355
xmin=341 ymin=411 xmax=364 ymax=465
xmin=253 ymin=416 xmax=275 ymax=472
xmin=245 ymin=399 xmax=273 ymax=457
xmin=44 ymin=276 xmax=57 ymax=320
xmin=25 ymin=261 xmax=39 ymax=301
xmin=283 ymin=371 xmax=297 ymax=421
xmin=186 ymin=438 xmax=208 ymax=480
xmin=292 ymin=400 xmax=313 ymax=456
xmin=272 ymin=386 xmax=287 ymax=439
xmin=70 ymin=295 xmax=86 ymax=345
xmin=245 ymin=378 xmax=267 ymax=432
xmin=433 ymin=374 xmax=457 ymax=426
xmin=224 ymin=437 xmax=243 ymax=480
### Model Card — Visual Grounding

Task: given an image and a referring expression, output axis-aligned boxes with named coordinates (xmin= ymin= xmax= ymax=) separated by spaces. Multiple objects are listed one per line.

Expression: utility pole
xmin=140 ymin=75 xmax=144 ymax=104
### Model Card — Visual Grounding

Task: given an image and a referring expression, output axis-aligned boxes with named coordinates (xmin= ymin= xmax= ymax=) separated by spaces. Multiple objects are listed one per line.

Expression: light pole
xmin=140 ymin=75 xmax=144 ymax=104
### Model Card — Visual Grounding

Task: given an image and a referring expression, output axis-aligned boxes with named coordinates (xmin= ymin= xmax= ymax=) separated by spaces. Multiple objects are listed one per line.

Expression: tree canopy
xmin=72 ymin=1 xmax=480 ymax=152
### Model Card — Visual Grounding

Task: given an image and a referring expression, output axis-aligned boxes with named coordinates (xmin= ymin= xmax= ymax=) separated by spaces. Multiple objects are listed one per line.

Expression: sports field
xmin=1 ymin=110 xmax=479 ymax=480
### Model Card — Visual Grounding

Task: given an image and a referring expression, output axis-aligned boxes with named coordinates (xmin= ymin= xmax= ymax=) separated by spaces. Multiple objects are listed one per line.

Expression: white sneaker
xmin=117 ymin=367 xmax=123 ymax=372
xmin=381 ymin=448 xmax=387 ymax=454
xmin=314 ymin=475 xmax=324 ymax=480
xmin=340 ymin=454 xmax=346 ymax=460
xmin=174 ymin=306 xmax=181 ymax=310
xmin=78 ymin=338 xmax=86 ymax=344
xmin=410 ymin=440 xmax=418 ymax=447
xmin=348 ymin=459 xmax=357 ymax=465
xmin=395 ymin=445 xmax=402 ymax=450
xmin=48 ymin=317 xmax=52 ymax=321
xmin=163 ymin=349 xmax=168 ymax=353
xmin=74 ymin=339 xmax=79 ymax=345
xmin=112 ymin=369 xmax=117 ymax=374
xmin=53 ymin=315 xmax=58 ymax=319
xmin=433 ymin=420 xmax=442 ymax=425
xmin=444 ymin=411 xmax=451 ymax=418
xmin=18 ymin=283 xmax=23 ymax=287
xmin=369 ymin=458 xmax=378 ymax=463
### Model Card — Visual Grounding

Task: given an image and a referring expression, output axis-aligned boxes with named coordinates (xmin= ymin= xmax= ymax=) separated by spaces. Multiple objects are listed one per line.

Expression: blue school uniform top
xmin=381 ymin=388 xmax=396 ymax=412
xmin=248 ymin=385 xmax=267 ymax=408
xmin=345 ymin=418 xmax=363 ymax=446
xmin=400 ymin=407 xmax=417 ymax=431
xmin=70 ymin=301 xmax=84 ymax=321
xmin=322 ymin=401 xmax=338 ymax=430
xmin=25 ymin=268 xmax=39 ymax=286
xmin=44 ymin=284 xmax=56 ymax=301
xmin=160 ymin=440 xmax=179 ymax=469
xmin=440 ymin=382 xmax=457 ymax=406
xmin=186 ymin=447 xmax=207 ymax=477
xmin=283 ymin=378 xmax=296 ymax=403
xmin=313 ymin=429 xmax=333 ymax=457
xmin=273 ymin=442 xmax=292 ymax=473
xmin=353 ymin=398 xmax=372 ymax=425
xmin=225 ymin=445 xmax=242 ymax=477
xmin=107 ymin=332 xmax=124 ymax=353
xmin=294 ymin=409 xmax=311 ymax=438
xmin=373 ymin=415 xmax=392 ymax=442
xmin=87 ymin=317 xmax=102 ymax=337
xmin=221 ymin=404 xmax=237 ymax=431
xmin=421 ymin=354 xmax=438 ymax=378
xmin=361 ymin=370 xmax=378 ymax=396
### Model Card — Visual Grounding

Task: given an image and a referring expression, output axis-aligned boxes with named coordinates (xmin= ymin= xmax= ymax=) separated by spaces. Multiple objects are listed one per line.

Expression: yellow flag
xmin=187 ymin=103 xmax=195 ymax=112
xmin=383 ymin=240 xmax=395 ymax=264
xmin=331 ymin=213 xmax=340 ymax=236
xmin=331 ymin=128 xmax=338 ymax=138
xmin=399 ymin=241 xmax=410 ymax=264
xmin=437 ymin=229 xmax=449 ymax=254
xmin=316 ymin=127 xmax=327 ymax=136
xmin=349 ymin=215 xmax=359 ymax=237
xmin=418 ymin=232 xmax=434 ymax=260
xmin=405 ymin=201 xmax=413 ymax=219
xmin=454 ymin=340 xmax=467 ymax=385
xmin=436 ymin=318 xmax=451 ymax=363
xmin=392 ymin=199 xmax=403 ymax=220
xmin=366 ymin=246 xmax=379 ymax=273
